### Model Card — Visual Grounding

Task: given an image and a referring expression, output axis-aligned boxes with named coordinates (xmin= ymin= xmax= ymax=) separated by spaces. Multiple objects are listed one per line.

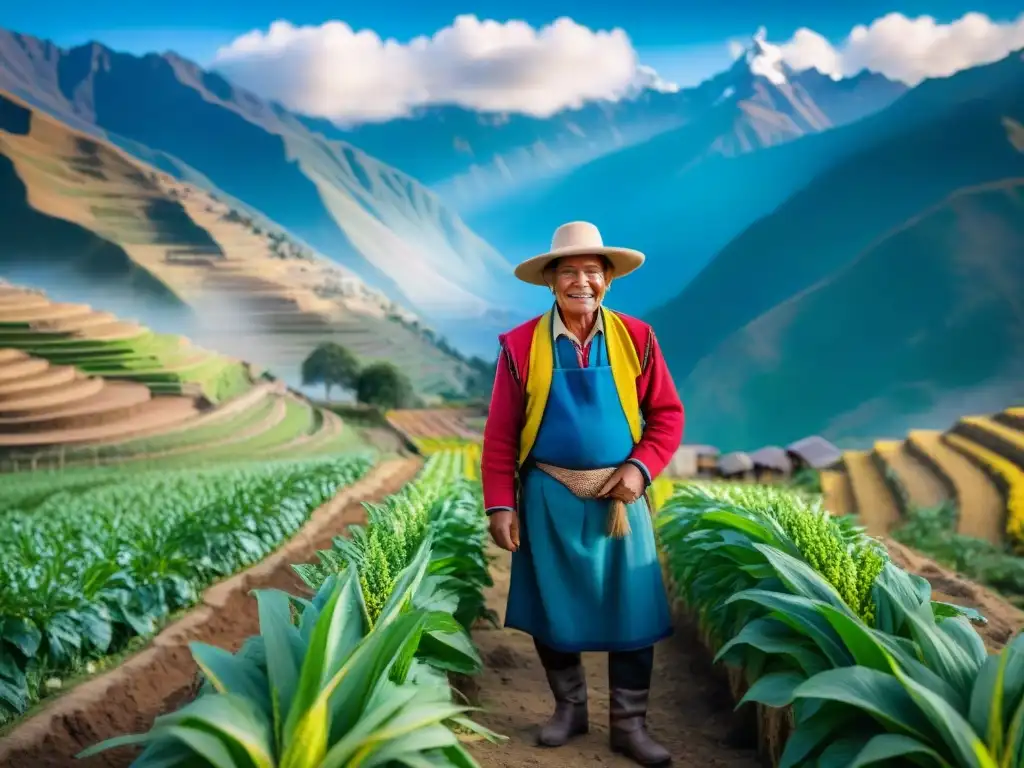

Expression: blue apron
xmin=504 ymin=331 xmax=673 ymax=652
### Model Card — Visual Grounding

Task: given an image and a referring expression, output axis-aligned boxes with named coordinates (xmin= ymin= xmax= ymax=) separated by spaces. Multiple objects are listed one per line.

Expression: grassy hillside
xmin=677 ymin=178 xmax=1024 ymax=449
xmin=0 ymin=89 xmax=482 ymax=396
xmin=0 ymin=31 xmax=527 ymax=356
xmin=649 ymin=56 xmax=1024 ymax=383
xmin=0 ymin=341 xmax=363 ymax=470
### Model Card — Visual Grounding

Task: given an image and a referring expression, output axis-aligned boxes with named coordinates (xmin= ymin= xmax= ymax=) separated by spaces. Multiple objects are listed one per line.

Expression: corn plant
xmin=658 ymin=481 xmax=1021 ymax=767
xmin=0 ymin=455 xmax=372 ymax=726
xmin=79 ymin=522 xmax=499 ymax=766
xmin=294 ymin=452 xmax=495 ymax=637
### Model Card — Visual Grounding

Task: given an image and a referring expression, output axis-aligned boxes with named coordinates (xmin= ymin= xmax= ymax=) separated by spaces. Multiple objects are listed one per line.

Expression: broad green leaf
xmin=2 ymin=617 xmax=42 ymax=657
xmin=189 ymin=642 xmax=271 ymax=716
xmin=890 ymin=664 xmax=998 ymax=768
xmin=849 ymin=733 xmax=952 ymax=767
xmin=254 ymin=588 xmax=303 ymax=742
xmin=816 ymin=605 xmax=892 ymax=673
xmin=714 ymin=617 xmax=828 ymax=678
xmin=792 ymin=666 xmax=935 ymax=741
xmin=283 ymin=568 xmax=365 ymax=750
xmin=377 ymin=535 xmax=436 ymax=628
xmin=725 ymin=589 xmax=852 ymax=667
xmin=159 ymin=725 xmax=238 ymax=768
xmin=754 ymin=544 xmax=857 ymax=616
xmin=739 ymin=671 xmax=806 ymax=708
xmin=779 ymin=704 xmax=860 ymax=768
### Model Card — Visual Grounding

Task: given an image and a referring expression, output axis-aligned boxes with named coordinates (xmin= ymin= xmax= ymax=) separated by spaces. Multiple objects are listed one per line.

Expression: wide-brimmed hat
xmin=513 ymin=221 xmax=645 ymax=286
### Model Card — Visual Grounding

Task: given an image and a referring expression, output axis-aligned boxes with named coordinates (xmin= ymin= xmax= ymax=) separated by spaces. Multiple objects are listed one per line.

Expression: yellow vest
xmin=518 ymin=306 xmax=642 ymax=466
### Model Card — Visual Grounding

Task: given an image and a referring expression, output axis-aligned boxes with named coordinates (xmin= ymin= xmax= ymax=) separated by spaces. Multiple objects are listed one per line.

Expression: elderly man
xmin=481 ymin=221 xmax=684 ymax=767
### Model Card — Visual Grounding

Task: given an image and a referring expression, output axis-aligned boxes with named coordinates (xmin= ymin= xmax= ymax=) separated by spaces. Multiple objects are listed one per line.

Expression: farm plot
xmin=387 ymin=407 xmax=484 ymax=445
xmin=0 ymin=454 xmax=372 ymax=729
xmin=0 ymin=352 xmax=359 ymax=469
xmin=0 ymin=449 xmax=497 ymax=766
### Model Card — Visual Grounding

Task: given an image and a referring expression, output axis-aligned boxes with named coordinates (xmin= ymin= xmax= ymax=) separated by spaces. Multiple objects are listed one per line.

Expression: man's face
xmin=549 ymin=255 xmax=610 ymax=317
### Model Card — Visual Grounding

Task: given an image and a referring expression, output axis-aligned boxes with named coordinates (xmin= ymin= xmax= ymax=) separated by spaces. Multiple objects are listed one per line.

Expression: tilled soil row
xmin=0 ymin=456 xmax=422 ymax=768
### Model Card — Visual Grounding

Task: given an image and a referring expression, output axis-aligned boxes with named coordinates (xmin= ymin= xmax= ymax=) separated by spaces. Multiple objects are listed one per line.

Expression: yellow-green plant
xmin=79 ymin=542 xmax=498 ymax=767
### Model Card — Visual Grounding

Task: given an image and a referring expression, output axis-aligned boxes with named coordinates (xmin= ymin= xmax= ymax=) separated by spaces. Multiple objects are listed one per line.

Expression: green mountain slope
xmin=673 ymin=172 xmax=1024 ymax=450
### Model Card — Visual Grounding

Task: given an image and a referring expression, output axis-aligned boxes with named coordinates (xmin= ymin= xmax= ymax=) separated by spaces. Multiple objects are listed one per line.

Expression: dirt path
xmin=0 ymin=456 xmax=422 ymax=768
xmin=908 ymin=430 xmax=1004 ymax=544
xmin=463 ymin=546 xmax=761 ymax=768
xmin=844 ymin=450 xmax=901 ymax=536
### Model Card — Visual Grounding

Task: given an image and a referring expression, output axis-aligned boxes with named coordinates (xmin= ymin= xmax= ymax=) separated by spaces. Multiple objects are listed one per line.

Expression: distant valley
xmin=0 ymin=88 xmax=486 ymax=396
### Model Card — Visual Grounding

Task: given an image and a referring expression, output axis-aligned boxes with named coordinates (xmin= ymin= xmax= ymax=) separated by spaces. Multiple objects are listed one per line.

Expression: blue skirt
xmin=504 ymin=469 xmax=673 ymax=652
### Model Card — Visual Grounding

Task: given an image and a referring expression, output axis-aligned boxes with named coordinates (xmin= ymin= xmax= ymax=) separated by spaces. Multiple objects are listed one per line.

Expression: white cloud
xmin=763 ymin=11 xmax=1024 ymax=85
xmin=212 ymin=15 xmax=676 ymax=124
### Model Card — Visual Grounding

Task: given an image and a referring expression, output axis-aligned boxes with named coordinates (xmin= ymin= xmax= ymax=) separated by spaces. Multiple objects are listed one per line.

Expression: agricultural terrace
xmin=2 ymin=429 xmax=1024 ymax=766
xmin=811 ymin=406 xmax=1024 ymax=612
xmin=0 ymin=284 xmax=251 ymax=403
xmin=386 ymin=406 xmax=484 ymax=450
xmin=0 ymin=348 xmax=363 ymax=472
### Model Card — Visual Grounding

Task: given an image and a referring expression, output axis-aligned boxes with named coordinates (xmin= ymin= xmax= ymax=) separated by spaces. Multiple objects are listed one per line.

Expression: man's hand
xmin=489 ymin=509 xmax=520 ymax=552
xmin=598 ymin=462 xmax=646 ymax=504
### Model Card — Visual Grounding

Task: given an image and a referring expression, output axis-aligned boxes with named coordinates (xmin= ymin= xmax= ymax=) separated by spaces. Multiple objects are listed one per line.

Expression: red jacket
xmin=481 ymin=309 xmax=684 ymax=512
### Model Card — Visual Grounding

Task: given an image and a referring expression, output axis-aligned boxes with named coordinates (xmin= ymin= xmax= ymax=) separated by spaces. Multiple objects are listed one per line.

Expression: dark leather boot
xmin=537 ymin=664 xmax=589 ymax=747
xmin=609 ymin=687 xmax=671 ymax=766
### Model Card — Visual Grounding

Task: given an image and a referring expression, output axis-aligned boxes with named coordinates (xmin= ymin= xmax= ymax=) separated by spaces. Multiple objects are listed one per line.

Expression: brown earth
xmin=884 ymin=537 xmax=1024 ymax=651
xmin=462 ymin=546 xmax=761 ymax=768
xmin=0 ymin=457 xmax=422 ymax=768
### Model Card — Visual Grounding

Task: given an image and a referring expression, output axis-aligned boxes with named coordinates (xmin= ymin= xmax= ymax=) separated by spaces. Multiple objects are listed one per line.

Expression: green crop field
xmin=3 ymin=412 xmax=1024 ymax=768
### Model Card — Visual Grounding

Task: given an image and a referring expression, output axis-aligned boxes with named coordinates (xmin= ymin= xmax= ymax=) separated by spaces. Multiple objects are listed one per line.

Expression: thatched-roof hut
xmin=664 ymin=447 xmax=699 ymax=478
xmin=786 ymin=436 xmax=843 ymax=470
xmin=749 ymin=445 xmax=793 ymax=482
xmin=718 ymin=451 xmax=755 ymax=480
xmin=684 ymin=444 xmax=720 ymax=477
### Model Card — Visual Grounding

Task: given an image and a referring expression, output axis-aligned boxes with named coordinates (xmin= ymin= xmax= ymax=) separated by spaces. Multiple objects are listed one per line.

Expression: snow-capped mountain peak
xmin=743 ymin=27 xmax=789 ymax=86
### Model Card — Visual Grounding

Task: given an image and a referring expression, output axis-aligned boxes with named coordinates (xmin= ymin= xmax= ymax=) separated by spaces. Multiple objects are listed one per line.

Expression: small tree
xmin=356 ymin=362 xmax=414 ymax=409
xmin=301 ymin=342 xmax=361 ymax=401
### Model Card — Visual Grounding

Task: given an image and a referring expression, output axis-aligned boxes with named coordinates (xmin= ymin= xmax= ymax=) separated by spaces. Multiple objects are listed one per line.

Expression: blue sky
xmin=3 ymin=0 xmax=1021 ymax=86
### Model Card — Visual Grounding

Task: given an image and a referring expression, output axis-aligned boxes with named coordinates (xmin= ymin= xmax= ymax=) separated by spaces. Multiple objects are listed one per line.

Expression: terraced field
xmin=820 ymin=407 xmax=1023 ymax=550
xmin=386 ymin=406 xmax=485 ymax=450
xmin=0 ymin=87 xmax=478 ymax=397
xmin=0 ymin=283 xmax=251 ymax=402
xmin=0 ymin=350 xmax=363 ymax=471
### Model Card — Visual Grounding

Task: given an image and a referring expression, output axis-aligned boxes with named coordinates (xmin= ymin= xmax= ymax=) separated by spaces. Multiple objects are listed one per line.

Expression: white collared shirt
xmin=552 ymin=306 xmax=604 ymax=347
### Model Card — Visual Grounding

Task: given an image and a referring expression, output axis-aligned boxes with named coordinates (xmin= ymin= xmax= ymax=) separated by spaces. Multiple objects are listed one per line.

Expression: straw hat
xmin=513 ymin=221 xmax=645 ymax=286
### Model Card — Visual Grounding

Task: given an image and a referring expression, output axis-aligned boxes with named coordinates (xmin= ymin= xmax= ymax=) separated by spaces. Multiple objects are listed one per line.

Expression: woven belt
xmin=534 ymin=461 xmax=634 ymax=538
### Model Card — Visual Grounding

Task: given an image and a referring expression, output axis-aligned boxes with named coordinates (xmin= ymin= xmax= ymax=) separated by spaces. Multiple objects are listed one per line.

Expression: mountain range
xmin=0 ymin=22 xmax=1021 ymax=445
xmin=0 ymin=88 xmax=488 ymax=396
xmin=0 ymin=29 xmax=529 ymax=359
xmin=650 ymin=50 xmax=1024 ymax=448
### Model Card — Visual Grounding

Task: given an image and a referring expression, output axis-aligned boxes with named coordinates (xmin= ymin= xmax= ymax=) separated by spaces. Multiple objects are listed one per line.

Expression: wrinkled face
xmin=547 ymin=255 xmax=611 ymax=317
